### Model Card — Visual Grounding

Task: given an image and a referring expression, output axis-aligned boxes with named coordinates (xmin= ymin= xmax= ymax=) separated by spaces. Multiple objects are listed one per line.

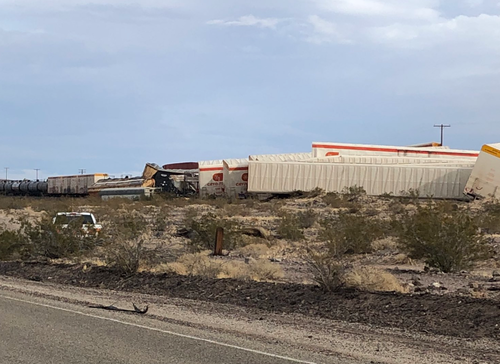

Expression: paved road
xmin=0 ymin=292 xmax=334 ymax=364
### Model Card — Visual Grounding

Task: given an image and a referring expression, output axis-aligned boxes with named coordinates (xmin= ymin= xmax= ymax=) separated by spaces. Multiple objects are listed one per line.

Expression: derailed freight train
xmin=0 ymin=165 xmax=198 ymax=198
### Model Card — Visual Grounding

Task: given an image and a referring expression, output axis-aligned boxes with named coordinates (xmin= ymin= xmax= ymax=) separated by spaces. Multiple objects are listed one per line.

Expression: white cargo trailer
xmin=312 ymin=142 xmax=479 ymax=159
xmin=249 ymin=152 xmax=312 ymax=162
xmin=306 ymin=155 xmax=477 ymax=165
xmin=248 ymin=161 xmax=472 ymax=199
xmin=198 ymin=160 xmax=224 ymax=197
xmin=223 ymin=159 xmax=249 ymax=198
xmin=464 ymin=143 xmax=500 ymax=199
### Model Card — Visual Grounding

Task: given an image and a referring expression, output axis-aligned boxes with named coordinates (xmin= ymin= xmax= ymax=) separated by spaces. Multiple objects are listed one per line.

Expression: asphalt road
xmin=0 ymin=292 xmax=333 ymax=364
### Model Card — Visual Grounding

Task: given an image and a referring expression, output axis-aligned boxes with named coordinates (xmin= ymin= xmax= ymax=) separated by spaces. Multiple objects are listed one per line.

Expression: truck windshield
xmin=55 ymin=215 xmax=94 ymax=225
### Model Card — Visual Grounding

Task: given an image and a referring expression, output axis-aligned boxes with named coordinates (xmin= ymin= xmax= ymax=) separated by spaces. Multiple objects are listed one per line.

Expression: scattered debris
xmin=89 ymin=303 xmax=148 ymax=314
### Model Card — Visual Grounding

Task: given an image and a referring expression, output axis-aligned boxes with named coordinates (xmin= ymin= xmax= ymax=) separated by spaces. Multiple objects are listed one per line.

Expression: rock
xmin=469 ymin=282 xmax=480 ymax=290
xmin=244 ymin=257 xmax=257 ymax=264
xmin=492 ymin=270 xmax=500 ymax=277
xmin=431 ymin=282 xmax=441 ymax=288
xmin=240 ymin=227 xmax=271 ymax=239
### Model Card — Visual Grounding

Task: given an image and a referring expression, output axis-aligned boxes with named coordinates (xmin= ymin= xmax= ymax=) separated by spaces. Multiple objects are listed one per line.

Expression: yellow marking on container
xmin=481 ymin=145 xmax=500 ymax=158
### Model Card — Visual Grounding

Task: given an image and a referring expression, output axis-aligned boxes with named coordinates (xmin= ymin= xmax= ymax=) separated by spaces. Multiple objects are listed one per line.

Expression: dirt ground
xmin=1 ymin=194 xmax=500 ymax=360
xmin=1 ymin=261 xmax=499 ymax=342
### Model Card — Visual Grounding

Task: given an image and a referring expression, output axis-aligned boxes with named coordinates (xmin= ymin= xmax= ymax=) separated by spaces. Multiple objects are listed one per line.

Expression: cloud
xmin=314 ymin=0 xmax=440 ymax=21
xmin=369 ymin=14 xmax=500 ymax=50
xmin=306 ymin=15 xmax=351 ymax=44
xmin=207 ymin=15 xmax=283 ymax=29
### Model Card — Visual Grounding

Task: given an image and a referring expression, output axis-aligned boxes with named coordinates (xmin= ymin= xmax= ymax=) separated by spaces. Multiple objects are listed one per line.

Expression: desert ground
xmin=0 ymin=192 xmax=499 ymax=363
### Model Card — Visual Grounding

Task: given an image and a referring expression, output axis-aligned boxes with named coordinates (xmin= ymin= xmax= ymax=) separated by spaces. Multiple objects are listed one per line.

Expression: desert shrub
xmin=246 ymin=259 xmax=284 ymax=281
xmin=237 ymin=243 xmax=270 ymax=259
xmin=104 ymin=238 xmax=146 ymax=275
xmin=173 ymin=252 xmax=223 ymax=278
xmin=152 ymin=206 xmax=170 ymax=236
xmin=183 ymin=212 xmax=242 ymax=251
xmin=319 ymin=212 xmax=383 ymax=255
xmin=277 ymin=212 xmax=304 ymax=241
xmin=17 ymin=214 xmax=98 ymax=259
xmin=477 ymin=200 xmax=500 ymax=234
xmin=296 ymin=208 xmax=318 ymax=229
xmin=101 ymin=211 xmax=149 ymax=274
xmin=395 ymin=203 xmax=489 ymax=272
xmin=399 ymin=188 xmax=420 ymax=205
xmin=305 ymin=248 xmax=346 ymax=291
xmin=388 ymin=200 xmax=406 ymax=215
xmin=303 ymin=187 xmax=324 ymax=198
xmin=0 ymin=230 xmax=23 ymax=260
xmin=343 ymin=266 xmax=406 ymax=293
xmin=322 ymin=186 xmax=365 ymax=210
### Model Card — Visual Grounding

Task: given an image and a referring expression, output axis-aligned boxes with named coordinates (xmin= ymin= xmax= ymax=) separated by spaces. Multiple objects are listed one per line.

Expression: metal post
xmin=433 ymin=124 xmax=451 ymax=146
xmin=214 ymin=227 xmax=224 ymax=256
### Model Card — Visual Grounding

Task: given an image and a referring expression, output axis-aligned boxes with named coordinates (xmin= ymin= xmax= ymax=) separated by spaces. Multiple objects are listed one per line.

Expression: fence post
xmin=214 ymin=227 xmax=224 ymax=256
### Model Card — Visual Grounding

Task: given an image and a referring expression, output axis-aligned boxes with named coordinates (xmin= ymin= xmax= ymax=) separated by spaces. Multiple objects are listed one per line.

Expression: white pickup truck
xmin=53 ymin=212 xmax=102 ymax=235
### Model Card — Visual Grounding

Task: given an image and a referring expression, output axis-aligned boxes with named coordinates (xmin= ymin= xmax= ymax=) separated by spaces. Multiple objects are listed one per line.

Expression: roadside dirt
xmin=0 ymin=274 xmax=498 ymax=364
xmin=1 ymin=261 xmax=499 ymax=342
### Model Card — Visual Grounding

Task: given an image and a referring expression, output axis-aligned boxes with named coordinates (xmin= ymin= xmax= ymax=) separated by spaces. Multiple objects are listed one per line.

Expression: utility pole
xmin=35 ymin=169 xmax=40 ymax=180
xmin=78 ymin=169 xmax=86 ymax=175
xmin=433 ymin=124 xmax=451 ymax=146
xmin=4 ymin=167 xmax=8 ymax=181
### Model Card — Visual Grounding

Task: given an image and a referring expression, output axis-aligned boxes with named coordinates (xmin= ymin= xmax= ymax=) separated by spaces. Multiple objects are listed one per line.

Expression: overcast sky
xmin=1 ymin=0 xmax=499 ymax=179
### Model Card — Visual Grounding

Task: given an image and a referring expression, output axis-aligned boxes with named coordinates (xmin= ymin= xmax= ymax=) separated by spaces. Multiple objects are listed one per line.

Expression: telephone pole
xmin=433 ymin=124 xmax=451 ymax=146
xmin=78 ymin=169 xmax=86 ymax=175
xmin=4 ymin=167 xmax=8 ymax=181
xmin=35 ymin=169 xmax=40 ymax=180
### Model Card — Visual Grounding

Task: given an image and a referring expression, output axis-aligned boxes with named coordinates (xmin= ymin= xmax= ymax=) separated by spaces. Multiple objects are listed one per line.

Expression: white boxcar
xmin=312 ymin=142 xmax=479 ymax=159
xmin=249 ymin=152 xmax=312 ymax=162
xmin=223 ymin=159 xmax=249 ymax=198
xmin=198 ymin=160 xmax=224 ymax=197
xmin=248 ymin=161 xmax=472 ymax=199
xmin=464 ymin=143 xmax=500 ymax=199
xmin=48 ymin=174 xmax=108 ymax=195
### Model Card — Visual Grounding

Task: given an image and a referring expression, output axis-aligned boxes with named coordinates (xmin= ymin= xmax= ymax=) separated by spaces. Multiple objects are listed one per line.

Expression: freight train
xmin=0 ymin=165 xmax=198 ymax=198
xmin=0 ymin=174 xmax=106 ymax=196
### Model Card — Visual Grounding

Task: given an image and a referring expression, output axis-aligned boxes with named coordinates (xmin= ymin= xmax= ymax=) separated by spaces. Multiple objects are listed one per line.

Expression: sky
xmin=1 ymin=0 xmax=500 ymax=179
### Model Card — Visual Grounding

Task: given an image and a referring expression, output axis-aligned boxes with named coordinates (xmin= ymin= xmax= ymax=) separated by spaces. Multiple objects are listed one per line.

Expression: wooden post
xmin=214 ymin=227 xmax=224 ymax=256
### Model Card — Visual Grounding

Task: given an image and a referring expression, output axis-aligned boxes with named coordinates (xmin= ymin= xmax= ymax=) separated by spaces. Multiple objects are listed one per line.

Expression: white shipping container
xmin=198 ymin=160 xmax=224 ymax=197
xmin=48 ymin=174 xmax=108 ymax=195
xmin=248 ymin=152 xmax=312 ymax=162
xmin=464 ymin=143 xmax=500 ymax=199
xmin=312 ymin=142 xmax=479 ymax=159
xmin=307 ymin=155 xmax=477 ymax=165
xmin=223 ymin=159 xmax=249 ymax=198
xmin=248 ymin=161 xmax=472 ymax=199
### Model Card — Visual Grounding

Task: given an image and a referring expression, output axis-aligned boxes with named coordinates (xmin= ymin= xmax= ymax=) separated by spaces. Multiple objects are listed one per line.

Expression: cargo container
xmin=223 ymin=159 xmax=249 ymax=198
xmin=47 ymin=174 xmax=108 ymax=195
xmin=248 ymin=152 xmax=312 ymax=162
xmin=199 ymin=160 xmax=224 ymax=197
xmin=312 ymin=142 xmax=479 ymax=159
xmin=464 ymin=143 xmax=500 ymax=199
xmin=307 ymin=155 xmax=477 ymax=165
xmin=248 ymin=161 xmax=472 ymax=199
